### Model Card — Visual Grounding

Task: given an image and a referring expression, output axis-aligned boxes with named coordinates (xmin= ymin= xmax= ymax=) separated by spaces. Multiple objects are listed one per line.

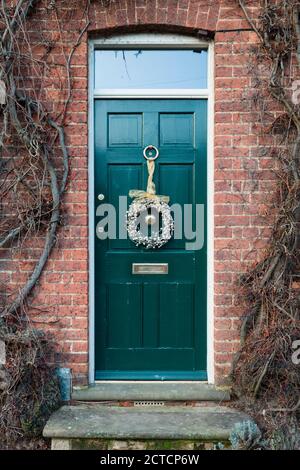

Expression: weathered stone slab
xmin=72 ymin=383 xmax=230 ymax=402
xmin=51 ymin=439 xmax=72 ymax=450
xmin=70 ymin=439 xmax=228 ymax=450
xmin=43 ymin=404 xmax=251 ymax=442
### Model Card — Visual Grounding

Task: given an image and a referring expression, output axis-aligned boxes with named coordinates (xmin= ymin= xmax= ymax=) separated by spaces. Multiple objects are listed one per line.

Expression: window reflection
xmin=94 ymin=50 xmax=208 ymax=90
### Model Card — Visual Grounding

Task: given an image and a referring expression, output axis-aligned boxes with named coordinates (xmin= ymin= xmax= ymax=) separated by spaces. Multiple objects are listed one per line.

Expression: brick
xmin=72 ymin=342 xmax=88 ymax=353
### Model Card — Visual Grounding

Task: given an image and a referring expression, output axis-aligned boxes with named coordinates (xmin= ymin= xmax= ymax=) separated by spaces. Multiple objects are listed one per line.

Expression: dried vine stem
xmin=0 ymin=0 xmax=92 ymax=447
xmin=233 ymin=0 xmax=300 ymax=445
xmin=0 ymin=0 xmax=89 ymax=317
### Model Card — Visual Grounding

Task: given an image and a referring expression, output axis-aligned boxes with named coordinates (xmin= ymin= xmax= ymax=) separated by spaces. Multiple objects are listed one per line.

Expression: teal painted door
xmin=94 ymin=100 xmax=207 ymax=380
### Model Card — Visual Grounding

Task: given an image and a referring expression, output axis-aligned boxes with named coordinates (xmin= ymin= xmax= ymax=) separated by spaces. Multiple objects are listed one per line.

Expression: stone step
xmin=72 ymin=383 xmax=230 ymax=402
xmin=43 ymin=404 xmax=251 ymax=450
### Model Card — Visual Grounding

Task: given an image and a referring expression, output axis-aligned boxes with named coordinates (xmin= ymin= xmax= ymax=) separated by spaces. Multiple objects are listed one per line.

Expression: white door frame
xmin=88 ymin=33 xmax=215 ymax=384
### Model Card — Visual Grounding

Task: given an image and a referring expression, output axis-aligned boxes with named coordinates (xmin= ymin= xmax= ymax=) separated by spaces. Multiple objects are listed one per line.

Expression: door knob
xmin=97 ymin=193 xmax=105 ymax=201
xmin=143 ymin=145 xmax=159 ymax=161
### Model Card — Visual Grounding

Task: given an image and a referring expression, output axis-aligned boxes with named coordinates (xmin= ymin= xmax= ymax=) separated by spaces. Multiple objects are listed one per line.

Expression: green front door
xmin=94 ymin=99 xmax=207 ymax=380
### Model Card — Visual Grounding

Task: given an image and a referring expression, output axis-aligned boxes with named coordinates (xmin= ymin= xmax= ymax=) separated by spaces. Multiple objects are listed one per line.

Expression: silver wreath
xmin=127 ymin=198 xmax=174 ymax=249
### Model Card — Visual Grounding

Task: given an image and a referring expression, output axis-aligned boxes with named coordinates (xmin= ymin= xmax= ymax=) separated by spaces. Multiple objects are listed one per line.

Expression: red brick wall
xmin=1 ymin=0 xmax=280 ymax=386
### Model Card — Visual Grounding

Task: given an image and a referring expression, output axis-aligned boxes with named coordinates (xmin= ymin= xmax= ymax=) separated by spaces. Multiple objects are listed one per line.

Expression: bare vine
xmin=0 ymin=0 xmax=90 ymax=447
xmin=0 ymin=0 xmax=90 ymax=318
xmin=232 ymin=0 xmax=300 ymax=448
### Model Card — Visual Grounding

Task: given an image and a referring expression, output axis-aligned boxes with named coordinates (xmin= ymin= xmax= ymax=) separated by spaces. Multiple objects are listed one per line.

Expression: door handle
xmin=143 ymin=145 xmax=159 ymax=161
xmin=97 ymin=194 xmax=105 ymax=201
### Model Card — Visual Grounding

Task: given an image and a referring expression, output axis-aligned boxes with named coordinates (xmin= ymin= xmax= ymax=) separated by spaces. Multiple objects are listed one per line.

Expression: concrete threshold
xmin=72 ymin=382 xmax=230 ymax=402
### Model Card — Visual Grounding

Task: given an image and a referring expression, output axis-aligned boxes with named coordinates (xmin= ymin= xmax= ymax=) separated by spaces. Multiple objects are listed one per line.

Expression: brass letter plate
xmin=132 ymin=263 xmax=168 ymax=275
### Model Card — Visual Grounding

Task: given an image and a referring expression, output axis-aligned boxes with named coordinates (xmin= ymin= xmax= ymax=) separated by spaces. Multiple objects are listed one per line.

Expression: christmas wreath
xmin=126 ymin=145 xmax=174 ymax=249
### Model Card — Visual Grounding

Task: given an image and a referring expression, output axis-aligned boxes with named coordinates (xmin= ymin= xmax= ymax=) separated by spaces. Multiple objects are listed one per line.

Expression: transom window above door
xmin=95 ymin=49 xmax=208 ymax=90
xmin=93 ymin=42 xmax=209 ymax=98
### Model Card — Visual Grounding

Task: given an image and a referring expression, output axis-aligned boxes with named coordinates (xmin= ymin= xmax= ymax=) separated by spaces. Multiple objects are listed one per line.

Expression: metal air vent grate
xmin=133 ymin=401 xmax=165 ymax=407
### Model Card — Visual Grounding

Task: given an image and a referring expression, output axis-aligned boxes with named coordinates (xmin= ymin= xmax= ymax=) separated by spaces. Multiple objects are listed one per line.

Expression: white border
xmin=88 ymin=40 xmax=95 ymax=384
xmin=206 ymin=42 xmax=215 ymax=384
xmin=88 ymin=34 xmax=214 ymax=384
xmin=94 ymin=89 xmax=209 ymax=99
xmin=92 ymin=33 xmax=210 ymax=47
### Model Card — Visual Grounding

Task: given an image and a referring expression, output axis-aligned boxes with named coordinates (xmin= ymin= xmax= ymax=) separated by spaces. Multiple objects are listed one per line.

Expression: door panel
xmin=159 ymin=113 xmax=194 ymax=146
xmin=108 ymin=164 xmax=142 ymax=250
xmin=94 ymin=100 xmax=207 ymax=380
xmin=108 ymin=113 xmax=143 ymax=147
xmin=159 ymin=164 xmax=193 ymax=250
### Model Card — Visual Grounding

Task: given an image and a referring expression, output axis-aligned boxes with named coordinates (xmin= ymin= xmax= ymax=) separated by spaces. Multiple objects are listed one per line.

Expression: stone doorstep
xmin=50 ymin=438 xmax=229 ymax=451
xmin=44 ymin=404 xmax=252 ymax=450
xmin=72 ymin=383 xmax=231 ymax=402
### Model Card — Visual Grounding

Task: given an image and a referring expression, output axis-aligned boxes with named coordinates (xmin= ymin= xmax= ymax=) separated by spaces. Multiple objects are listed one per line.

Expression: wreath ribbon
xmin=129 ymin=160 xmax=170 ymax=203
